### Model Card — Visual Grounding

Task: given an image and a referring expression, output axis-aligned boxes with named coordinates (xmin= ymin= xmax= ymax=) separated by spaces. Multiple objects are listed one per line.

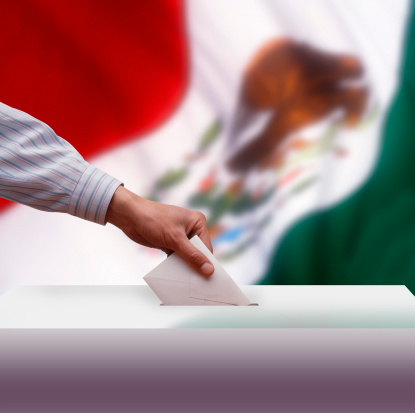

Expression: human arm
xmin=0 ymin=101 xmax=121 ymax=224
xmin=0 ymin=101 xmax=213 ymax=276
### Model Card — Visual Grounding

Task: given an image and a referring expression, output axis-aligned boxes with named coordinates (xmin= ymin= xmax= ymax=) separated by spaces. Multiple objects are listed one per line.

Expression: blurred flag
xmin=0 ymin=0 xmax=412 ymax=292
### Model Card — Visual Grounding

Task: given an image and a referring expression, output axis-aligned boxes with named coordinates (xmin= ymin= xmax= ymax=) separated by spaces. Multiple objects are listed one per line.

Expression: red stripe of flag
xmin=0 ymin=0 xmax=187 ymax=211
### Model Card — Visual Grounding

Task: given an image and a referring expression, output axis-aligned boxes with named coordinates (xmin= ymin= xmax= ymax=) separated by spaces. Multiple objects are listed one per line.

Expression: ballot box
xmin=1 ymin=285 xmax=415 ymax=413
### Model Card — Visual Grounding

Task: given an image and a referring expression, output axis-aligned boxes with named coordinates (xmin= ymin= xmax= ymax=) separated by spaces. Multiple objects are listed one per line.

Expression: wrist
xmin=106 ymin=185 xmax=141 ymax=229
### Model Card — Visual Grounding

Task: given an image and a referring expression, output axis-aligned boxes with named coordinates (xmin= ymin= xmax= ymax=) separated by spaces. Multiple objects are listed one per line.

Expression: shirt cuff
xmin=68 ymin=164 xmax=123 ymax=225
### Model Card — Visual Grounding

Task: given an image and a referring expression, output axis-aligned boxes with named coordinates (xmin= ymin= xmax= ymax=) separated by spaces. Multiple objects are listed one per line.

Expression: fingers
xmin=193 ymin=212 xmax=213 ymax=254
xmin=174 ymin=234 xmax=214 ymax=277
xmin=198 ymin=230 xmax=213 ymax=254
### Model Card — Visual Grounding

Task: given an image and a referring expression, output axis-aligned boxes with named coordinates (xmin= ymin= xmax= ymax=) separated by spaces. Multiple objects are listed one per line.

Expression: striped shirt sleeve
xmin=0 ymin=102 xmax=122 ymax=225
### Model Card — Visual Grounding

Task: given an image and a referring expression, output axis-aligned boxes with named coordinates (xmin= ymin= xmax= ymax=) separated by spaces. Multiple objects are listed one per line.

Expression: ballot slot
xmin=159 ymin=302 xmax=259 ymax=306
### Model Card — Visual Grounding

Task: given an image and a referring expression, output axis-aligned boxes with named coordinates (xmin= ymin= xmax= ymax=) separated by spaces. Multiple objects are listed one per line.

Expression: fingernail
xmin=201 ymin=262 xmax=214 ymax=276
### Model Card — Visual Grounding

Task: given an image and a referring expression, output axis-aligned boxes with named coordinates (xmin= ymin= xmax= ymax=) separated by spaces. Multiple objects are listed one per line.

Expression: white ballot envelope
xmin=143 ymin=235 xmax=252 ymax=306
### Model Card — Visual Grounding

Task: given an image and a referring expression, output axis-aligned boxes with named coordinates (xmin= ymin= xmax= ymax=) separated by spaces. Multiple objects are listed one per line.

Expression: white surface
xmin=0 ymin=285 xmax=414 ymax=328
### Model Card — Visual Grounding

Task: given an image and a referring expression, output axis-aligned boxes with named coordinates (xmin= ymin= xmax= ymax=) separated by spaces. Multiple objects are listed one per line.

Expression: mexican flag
xmin=0 ymin=0 xmax=413 ymax=294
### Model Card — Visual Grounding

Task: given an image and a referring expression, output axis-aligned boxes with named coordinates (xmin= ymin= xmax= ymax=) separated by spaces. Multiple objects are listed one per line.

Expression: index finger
xmin=191 ymin=212 xmax=213 ymax=254
xmin=198 ymin=225 xmax=213 ymax=254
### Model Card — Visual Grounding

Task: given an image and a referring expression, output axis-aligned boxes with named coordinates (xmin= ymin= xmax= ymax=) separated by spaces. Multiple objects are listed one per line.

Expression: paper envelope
xmin=143 ymin=235 xmax=252 ymax=306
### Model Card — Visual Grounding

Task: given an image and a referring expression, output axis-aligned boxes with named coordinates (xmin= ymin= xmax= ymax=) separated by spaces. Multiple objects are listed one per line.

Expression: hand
xmin=105 ymin=185 xmax=214 ymax=277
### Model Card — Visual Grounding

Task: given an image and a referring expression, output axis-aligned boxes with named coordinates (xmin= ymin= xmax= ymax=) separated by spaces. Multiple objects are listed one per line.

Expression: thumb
xmin=175 ymin=235 xmax=214 ymax=277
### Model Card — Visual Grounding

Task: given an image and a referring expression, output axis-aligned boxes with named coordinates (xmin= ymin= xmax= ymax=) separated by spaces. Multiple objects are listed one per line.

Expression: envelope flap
xmin=144 ymin=275 xmax=204 ymax=305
